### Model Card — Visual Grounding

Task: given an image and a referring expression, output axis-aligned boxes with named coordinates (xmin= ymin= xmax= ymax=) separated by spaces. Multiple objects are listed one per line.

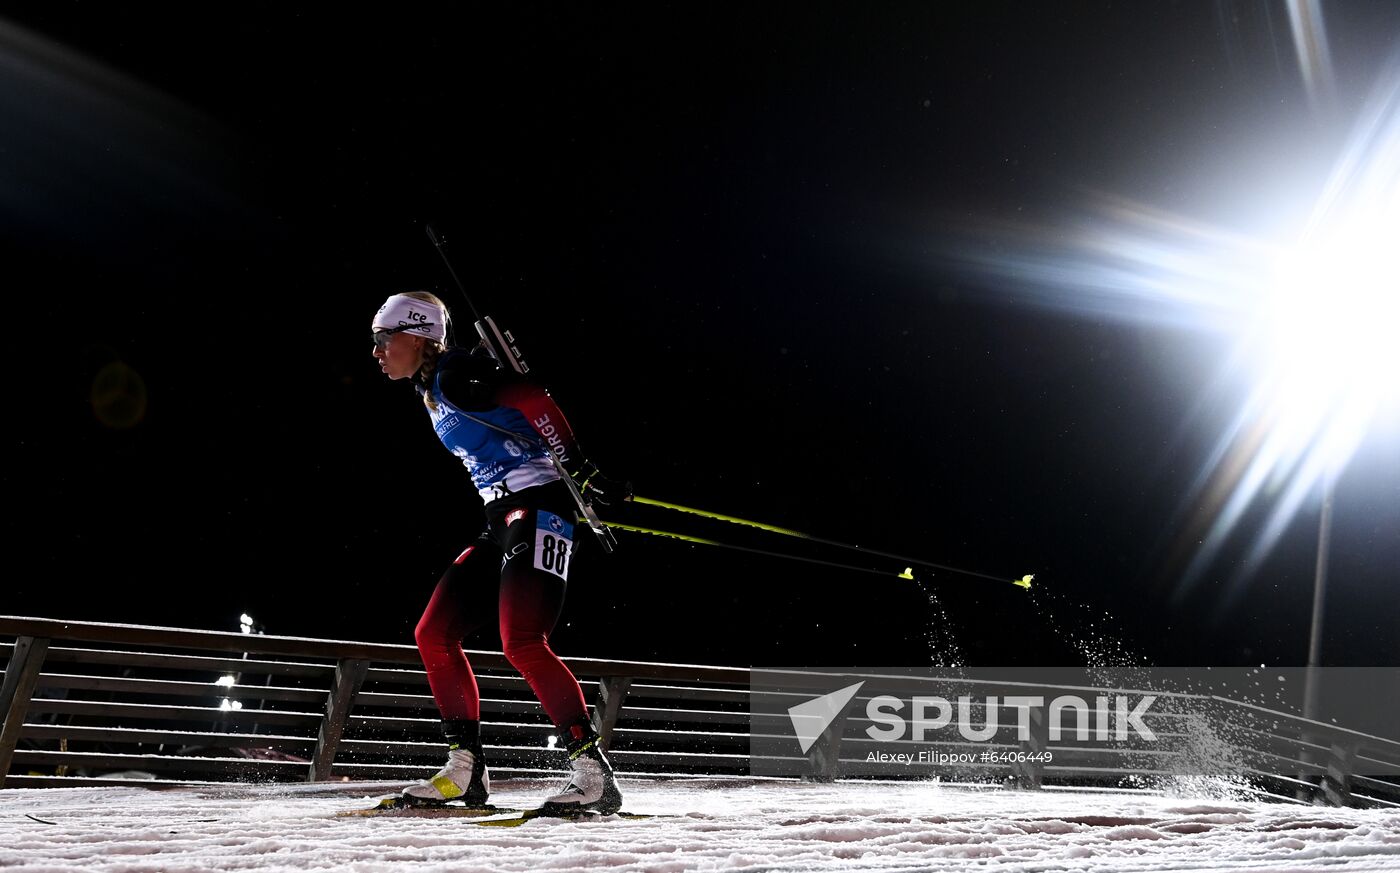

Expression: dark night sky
xmin=4 ymin=3 xmax=1398 ymax=670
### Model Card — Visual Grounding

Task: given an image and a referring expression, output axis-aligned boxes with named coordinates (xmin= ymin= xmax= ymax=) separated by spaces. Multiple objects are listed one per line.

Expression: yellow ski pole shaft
xmin=594 ymin=521 xmax=913 ymax=580
xmin=631 ymin=495 xmax=1030 ymax=588
xmin=630 ymin=496 xmax=811 ymax=538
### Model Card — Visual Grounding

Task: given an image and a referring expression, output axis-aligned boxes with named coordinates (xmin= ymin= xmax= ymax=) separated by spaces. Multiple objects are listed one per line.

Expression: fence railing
xmin=0 ymin=615 xmax=749 ymax=789
xmin=3 ymin=616 xmax=1397 ymax=808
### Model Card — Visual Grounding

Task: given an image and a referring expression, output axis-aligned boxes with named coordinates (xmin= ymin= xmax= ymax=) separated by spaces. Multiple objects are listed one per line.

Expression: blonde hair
xmin=401 ymin=291 xmax=450 ymax=410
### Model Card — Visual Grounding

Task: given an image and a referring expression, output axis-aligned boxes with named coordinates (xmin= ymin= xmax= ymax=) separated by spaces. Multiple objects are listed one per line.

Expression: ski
xmin=337 ymin=797 xmax=520 ymax=819
xmin=466 ymin=807 xmax=664 ymax=827
xmin=338 ymin=794 xmax=666 ymax=823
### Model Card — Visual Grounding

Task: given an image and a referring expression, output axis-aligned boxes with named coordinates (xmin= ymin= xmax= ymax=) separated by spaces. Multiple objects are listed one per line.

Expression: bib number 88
xmin=532 ymin=511 xmax=575 ymax=581
xmin=536 ymin=533 xmax=571 ymax=579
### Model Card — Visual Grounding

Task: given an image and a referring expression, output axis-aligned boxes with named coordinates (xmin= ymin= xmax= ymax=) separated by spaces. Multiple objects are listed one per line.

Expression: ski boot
xmin=541 ymin=723 xmax=622 ymax=815
xmin=400 ymin=719 xmax=490 ymax=807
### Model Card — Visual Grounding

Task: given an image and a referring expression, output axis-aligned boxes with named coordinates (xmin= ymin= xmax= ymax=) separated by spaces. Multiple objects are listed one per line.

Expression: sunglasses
xmin=372 ymin=323 xmax=435 ymax=349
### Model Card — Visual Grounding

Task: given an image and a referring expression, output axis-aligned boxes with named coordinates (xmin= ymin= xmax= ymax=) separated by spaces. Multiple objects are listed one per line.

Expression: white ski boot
xmin=401 ymin=721 xmax=490 ymax=807
xmin=541 ymin=727 xmax=622 ymax=815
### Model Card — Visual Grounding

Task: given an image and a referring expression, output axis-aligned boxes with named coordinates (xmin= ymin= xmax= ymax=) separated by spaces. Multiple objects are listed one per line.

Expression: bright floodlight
xmin=1259 ymin=216 xmax=1400 ymax=473
xmin=929 ymin=49 xmax=1400 ymax=602
xmin=1191 ymin=109 xmax=1400 ymax=592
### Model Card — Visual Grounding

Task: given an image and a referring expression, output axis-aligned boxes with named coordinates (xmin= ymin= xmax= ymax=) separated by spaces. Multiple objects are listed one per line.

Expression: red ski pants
xmin=413 ymin=482 xmax=589 ymax=730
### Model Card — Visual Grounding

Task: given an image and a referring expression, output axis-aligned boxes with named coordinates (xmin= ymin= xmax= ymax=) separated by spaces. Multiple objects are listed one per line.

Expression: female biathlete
xmin=371 ymin=290 xmax=630 ymax=814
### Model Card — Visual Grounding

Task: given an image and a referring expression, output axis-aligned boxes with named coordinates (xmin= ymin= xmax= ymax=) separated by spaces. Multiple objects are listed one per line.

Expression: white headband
xmin=373 ymin=294 xmax=448 ymax=343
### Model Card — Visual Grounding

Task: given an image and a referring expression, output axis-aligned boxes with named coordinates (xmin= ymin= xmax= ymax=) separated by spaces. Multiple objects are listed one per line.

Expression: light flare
xmin=931 ymin=51 xmax=1400 ymax=605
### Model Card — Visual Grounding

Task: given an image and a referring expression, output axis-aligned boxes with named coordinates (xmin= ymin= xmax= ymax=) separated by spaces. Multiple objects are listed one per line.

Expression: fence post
xmin=308 ymin=658 xmax=369 ymax=782
xmin=0 ymin=636 xmax=51 ymax=788
xmin=1013 ymin=704 xmax=1049 ymax=790
xmin=591 ymin=677 xmax=631 ymax=753
xmin=1319 ymin=740 xmax=1357 ymax=807
xmin=805 ymin=711 xmax=852 ymax=782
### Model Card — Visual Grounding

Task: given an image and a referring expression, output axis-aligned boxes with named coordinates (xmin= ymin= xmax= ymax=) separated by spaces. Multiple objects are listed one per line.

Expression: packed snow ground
xmin=3 ymin=777 xmax=1399 ymax=872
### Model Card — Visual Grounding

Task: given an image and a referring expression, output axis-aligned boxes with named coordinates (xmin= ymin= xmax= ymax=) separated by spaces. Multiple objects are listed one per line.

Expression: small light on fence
xmin=214 ymin=675 xmax=236 ymax=687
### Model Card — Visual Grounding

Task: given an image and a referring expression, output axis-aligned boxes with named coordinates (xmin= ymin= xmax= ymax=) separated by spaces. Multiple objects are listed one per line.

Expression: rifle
xmin=425 ymin=224 xmax=617 ymax=553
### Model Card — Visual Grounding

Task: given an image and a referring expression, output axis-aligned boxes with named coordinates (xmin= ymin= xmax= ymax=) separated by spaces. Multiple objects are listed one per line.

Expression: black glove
xmin=575 ymin=462 xmax=633 ymax=507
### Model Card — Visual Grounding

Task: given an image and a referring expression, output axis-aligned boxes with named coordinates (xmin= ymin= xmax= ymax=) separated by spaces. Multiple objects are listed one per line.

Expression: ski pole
xmin=600 ymin=521 xmax=911 ymax=578
xmin=597 ymin=520 xmax=1033 ymax=589
xmin=631 ymin=496 xmax=810 ymax=538
xmin=631 ymin=495 xmax=1031 ymax=588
